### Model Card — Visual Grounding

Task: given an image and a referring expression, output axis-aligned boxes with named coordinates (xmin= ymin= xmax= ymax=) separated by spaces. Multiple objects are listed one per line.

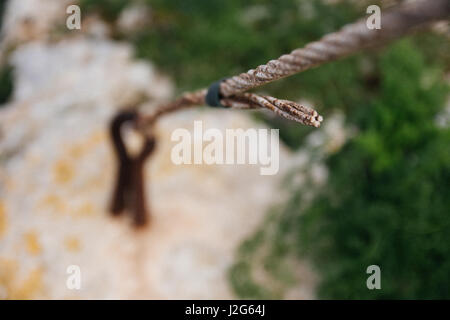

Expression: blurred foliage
xmin=1 ymin=1 xmax=13 ymax=106
xmin=81 ymin=0 xmax=450 ymax=298
xmin=231 ymin=41 xmax=450 ymax=299
xmin=0 ymin=0 xmax=6 ymax=31
xmin=298 ymin=41 xmax=450 ymax=299
xmin=79 ymin=0 xmax=129 ymax=22
xmin=0 ymin=65 xmax=13 ymax=105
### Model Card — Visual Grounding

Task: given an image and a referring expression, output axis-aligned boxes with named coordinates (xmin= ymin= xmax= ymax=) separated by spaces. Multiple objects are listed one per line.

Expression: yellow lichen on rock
xmin=67 ymin=144 xmax=86 ymax=159
xmin=64 ymin=236 xmax=81 ymax=252
xmin=10 ymin=268 xmax=44 ymax=300
xmin=66 ymin=131 xmax=106 ymax=160
xmin=53 ymin=159 xmax=75 ymax=184
xmin=0 ymin=258 xmax=18 ymax=299
xmin=24 ymin=231 xmax=42 ymax=256
xmin=86 ymin=131 xmax=106 ymax=148
xmin=39 ymin=194 xmax=66 ymax=215
xmin=0 ymin=259 xmax=44 ymax=300
xmin=0 ymin=201 xmax=7 ymax=238
xmin=73 ymin=202 xmax=95 ymax=218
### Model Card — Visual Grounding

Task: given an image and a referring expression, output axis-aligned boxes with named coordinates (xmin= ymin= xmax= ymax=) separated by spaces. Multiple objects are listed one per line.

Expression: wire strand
xmin=136 ymin=0 xmax=449 ymax=131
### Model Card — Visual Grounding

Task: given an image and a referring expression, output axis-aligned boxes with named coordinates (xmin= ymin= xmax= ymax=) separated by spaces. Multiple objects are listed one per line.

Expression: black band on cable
xmin=206 ymin=78 xmax=228 ymax=108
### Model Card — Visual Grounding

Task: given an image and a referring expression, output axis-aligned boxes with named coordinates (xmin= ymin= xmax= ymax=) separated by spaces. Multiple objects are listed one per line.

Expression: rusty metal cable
xmin=138 ymin=0 xmax=450 ymax=131
xmin=220 ymin=0 xmax=450 ymax=96
xmin=110 ymin=0 xmax=450 ymax=227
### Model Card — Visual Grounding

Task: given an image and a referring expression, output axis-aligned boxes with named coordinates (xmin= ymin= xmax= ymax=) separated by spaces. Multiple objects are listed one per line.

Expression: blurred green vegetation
xmin=79 ymin=0 xmax=129 ymax=22
xmin=0 ymin=65 xmax=13 ymax=105
xmin=0 ymin=1 xmax=13 ymax=106
xmin=297 ymin=41 xmax=450 ymax=299
xmin=81 ymin=0 xmax=450 ymax=299
xmin=0 ymin=0 xmax=6 ymax=30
